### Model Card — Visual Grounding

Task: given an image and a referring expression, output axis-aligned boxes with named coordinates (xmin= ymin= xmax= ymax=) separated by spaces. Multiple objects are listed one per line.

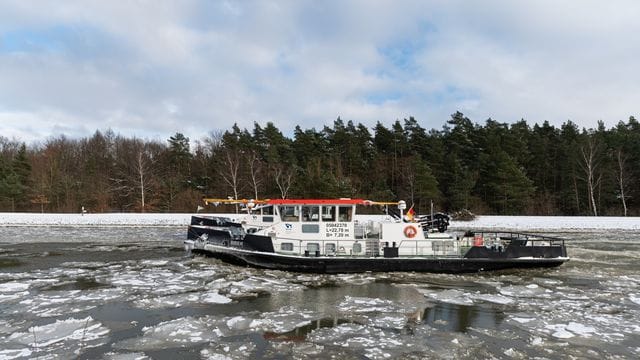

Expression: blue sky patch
xmin=0 ymin=24 xmax=126 ymax=60
xmin=1 ymin=26 xmax=74 ymax=53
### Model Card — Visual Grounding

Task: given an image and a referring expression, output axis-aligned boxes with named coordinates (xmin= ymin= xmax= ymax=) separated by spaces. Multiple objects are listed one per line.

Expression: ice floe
xmin=102 ymin=352 xmax=150 ymax=360
xmin=114 ymin=317 xmax=222 ymax=351
xmin=417 ymin=288 xmax=474 ymax=306
xmin=250 ymin=307 xmax=317 ymax=333
xmin=201 ymin=342 xmax=256 ymax=360
xmin=0 ymin=281 xmax=30 ymax=292
xmin=338 ymin=296 xmax=401 ymax=313
xmin=4 ymin=316 xmax=109 ymax=358
xmin=416 ymin=287 xmax=516 ymax=306
xmin=545 ymin=322 xmax=597 ymax=339
xmin=0 ymin=348 xmax=32 ymax=360
xmin=498 ymin=284 xmax=551 ymax=298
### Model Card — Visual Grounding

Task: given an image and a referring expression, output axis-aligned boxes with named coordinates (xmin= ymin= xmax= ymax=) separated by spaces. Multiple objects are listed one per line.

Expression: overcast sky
xmin=1 ymin=0 xmax=638 ymax=144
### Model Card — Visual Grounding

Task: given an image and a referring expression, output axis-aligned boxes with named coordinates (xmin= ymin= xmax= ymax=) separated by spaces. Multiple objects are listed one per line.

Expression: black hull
xmin=193 ymin=245 xmax=568 ymax=274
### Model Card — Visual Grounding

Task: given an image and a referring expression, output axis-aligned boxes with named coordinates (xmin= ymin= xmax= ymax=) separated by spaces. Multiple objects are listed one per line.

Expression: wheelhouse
xmin=259 ymin=199 xmax=362 ymax=256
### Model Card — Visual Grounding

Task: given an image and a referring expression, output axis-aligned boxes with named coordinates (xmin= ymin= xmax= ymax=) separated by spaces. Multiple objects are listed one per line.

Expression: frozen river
xmin=1 ymin=226 xmax=639 ymax=359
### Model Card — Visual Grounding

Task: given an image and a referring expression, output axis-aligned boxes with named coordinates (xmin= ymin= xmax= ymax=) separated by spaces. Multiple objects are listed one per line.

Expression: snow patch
xmin=450 ymin=215 xmax=640 ymax=232
xmin=3 ymin=212 xmax=640 ymax=232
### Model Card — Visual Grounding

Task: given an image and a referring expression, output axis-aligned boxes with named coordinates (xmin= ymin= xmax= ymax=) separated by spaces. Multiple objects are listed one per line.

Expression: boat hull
xmin=193 ymin=244 xmax=568 ymax=274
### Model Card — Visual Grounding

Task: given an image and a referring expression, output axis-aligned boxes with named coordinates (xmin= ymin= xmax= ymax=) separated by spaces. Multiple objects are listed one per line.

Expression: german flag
xmin=406 ymin=205 xmax=416 ymax=222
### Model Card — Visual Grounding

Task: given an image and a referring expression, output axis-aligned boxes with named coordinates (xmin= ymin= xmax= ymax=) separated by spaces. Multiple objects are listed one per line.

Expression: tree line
xmin=1 ymin=112 xmax=639 ymax=215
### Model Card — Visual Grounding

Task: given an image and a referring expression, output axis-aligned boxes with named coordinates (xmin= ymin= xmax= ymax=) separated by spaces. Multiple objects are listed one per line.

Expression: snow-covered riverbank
xmin=0 ymin=213 xmax=193 ymax=227
xmin=1 ymin=212 xmax=640 ymax=232
xmin=452 ymin=215 xmax=640 ymax=232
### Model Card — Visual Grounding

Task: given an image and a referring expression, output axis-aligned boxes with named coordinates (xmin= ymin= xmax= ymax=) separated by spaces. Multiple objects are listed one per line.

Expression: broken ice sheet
xmin=498 ymin=283 xmax=554 ymax=299
xmin=201 ymin=341 xmax=257 ymax=359
xmin=338 ymin=295 xmax=423 ymax=314
xmin=133 ymin=289 xmax=232 ymax=309
xmin=9 ymin=288 xmax=124 ymax=318
xmin=306 ymin=323 xmax=424 ymax=359
xmin=102 ymin=352 xmax=151 ymax=360
xmin=250 ymin=306 xmax=318 ymax=334
xmin=4 ymin=316 xmax=109 ymax=357
xmin=0 ymin=280 xmax=31 ymax=292
xmin=416 ymin=288 xmax=475 ymax=306
xmin=102 ymin=267 xmax=205 ymax=297
xmin=113 ymin=316 xmax=222 ymax=351
xmin=366 ymin=314 xmax=409 ymax=330
xmin=208 ymin=275 xmax=305 ymax=300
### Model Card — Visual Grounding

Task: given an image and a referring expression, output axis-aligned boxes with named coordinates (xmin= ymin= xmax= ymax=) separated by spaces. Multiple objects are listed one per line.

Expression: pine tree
xmin=528 ymin=121 xmax=560 ymax=214
xmin=162 ymin=132 xmax=193 ymax=211
xmin=477 ymin=150 xmax=535 ymax=214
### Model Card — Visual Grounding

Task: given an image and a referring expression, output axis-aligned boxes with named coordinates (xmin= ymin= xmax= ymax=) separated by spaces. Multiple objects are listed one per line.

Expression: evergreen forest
xmin=1 ymin=112 xmax=639 ymax=216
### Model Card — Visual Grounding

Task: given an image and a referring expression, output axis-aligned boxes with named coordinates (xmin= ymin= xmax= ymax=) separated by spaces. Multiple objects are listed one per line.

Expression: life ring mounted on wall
xmin=403 ymin=225 xmax=418 ymax=238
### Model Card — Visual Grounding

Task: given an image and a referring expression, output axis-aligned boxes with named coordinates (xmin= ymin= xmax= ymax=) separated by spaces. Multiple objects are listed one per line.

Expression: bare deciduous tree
xmin=136 ymin=151 xmax=148 ymax=212
xmin=615 ymin=149 xmax=630 ymax=216
xmin=271 ymin=163 xmax=294 ymax=199
xmin=247 ymin=150 xmax=262 ymax=200
xmin=219 ymin=148 xmax=242 ymax=212
xmin=579 ymin=137 xmax=602 ymax=216
xmin=111 ymin=139 xmax=158 ymax=212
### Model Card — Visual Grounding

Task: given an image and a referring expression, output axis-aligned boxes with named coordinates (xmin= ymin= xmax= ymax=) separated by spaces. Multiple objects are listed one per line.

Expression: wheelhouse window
xmin=260 ymin=205 xmax=274 ymax=222
xmin=279 ymin=205 xmax=300 ymax=222
xmin=321 ymin=206 xmax=336 ymax=222
xmin=306 ymin=243 xmax=320 ymax=252
xmin=338 ymin=206 xmax=353 ymax=222
xmin=260 ymin=205 xmax=274 ymax=215
xmin=301 ymin=205 xmax=320 ymax=222
xmin=280 ymin=242 xmax=294 ymax=251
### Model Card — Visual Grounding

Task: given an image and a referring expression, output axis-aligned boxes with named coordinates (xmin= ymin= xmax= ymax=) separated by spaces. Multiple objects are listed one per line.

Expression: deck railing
xmin=467 ymin=231 xmax=566 ymax=247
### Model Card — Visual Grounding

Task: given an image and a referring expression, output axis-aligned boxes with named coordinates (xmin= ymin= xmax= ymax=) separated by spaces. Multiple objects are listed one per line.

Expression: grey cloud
xmin=0 ymin=0 xmax=638 ymax=144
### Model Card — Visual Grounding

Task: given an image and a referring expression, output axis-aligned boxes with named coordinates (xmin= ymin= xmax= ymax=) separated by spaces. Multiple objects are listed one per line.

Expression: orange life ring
xmin=403 ymin=225 xmax=418 ymax=238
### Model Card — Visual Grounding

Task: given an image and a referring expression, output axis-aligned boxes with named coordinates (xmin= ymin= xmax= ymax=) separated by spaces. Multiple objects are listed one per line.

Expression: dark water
xmin=0 ymin=226 xmax=638 ymax=359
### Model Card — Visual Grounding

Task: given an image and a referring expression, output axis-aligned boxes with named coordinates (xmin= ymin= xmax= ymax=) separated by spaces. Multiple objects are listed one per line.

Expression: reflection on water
xmin=0 ymin=227 xmax=638 ymax=359
xmin=43 ymin=277 xmax=113 ymax=291
xmin=422 ymin=303 xmax=505 ymax=333
xmin=264 ymin=317 xmax=358 ymax=342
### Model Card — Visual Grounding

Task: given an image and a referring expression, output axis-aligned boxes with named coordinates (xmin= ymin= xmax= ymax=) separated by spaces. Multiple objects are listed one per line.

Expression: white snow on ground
xmin=2 ymin=212 xmax=640 ymax=231
xmin=0 ymin=213 xmax=193 ymax=226
xmin=451 ymin=215 xmax=640 ymax=232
